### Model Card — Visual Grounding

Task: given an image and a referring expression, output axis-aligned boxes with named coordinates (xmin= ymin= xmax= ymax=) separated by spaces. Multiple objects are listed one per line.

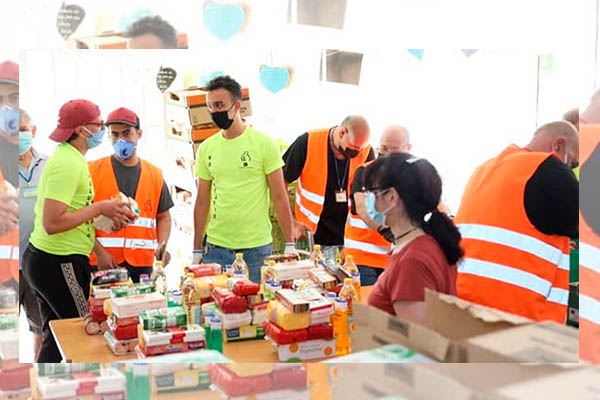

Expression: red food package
xmin=186 ymin=263 xmax=222 ymax=277
xmin=232 ymin=279 xmax=259 ymax=296
xmin=211 ymin=364 xmax=272 ymax=397
xmin=88 ymin=297 xmax=105 ymax=308
xmin=212 ymin=287 xmax=248 ymax=314
xmin=308 ymin=324 xmax=334 ymax=340
xmin=263 ymin=321 xmax=309 ymax=345
xmin=90 ymin=305 xmax=107 ymax=322
xmin=107 ymin=318 xmax=138 ymax=340
xmin=0 ymin=367 xmax=30 ymax=391
xmin=271 ymin=367 xmax=308 ymax=391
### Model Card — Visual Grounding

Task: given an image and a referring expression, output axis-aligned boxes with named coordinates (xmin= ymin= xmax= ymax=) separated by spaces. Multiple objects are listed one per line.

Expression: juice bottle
xmin=150 ymin=260 xmax=167 ymax=296
xmin=310 ymin=244 xmax=326 ymax=268
xmin=342 ymin=255 xmax=358 ymax=274
xmin=209 ymin=317 xmax=223 ymax=353
xmin=262 ymin=260 xmax=277 ymax=292
xmin=231 ymin=253 xmax=249 ymax=279
xmin=330 ymin=298 xmax=350 ymax=356
xmin=351 ymin=271 xmax=362 ymax=301
xmin=181 ymin=273 xmax=198 ymax=324
xmin=339 ymin=278 xmax=359 ymax=316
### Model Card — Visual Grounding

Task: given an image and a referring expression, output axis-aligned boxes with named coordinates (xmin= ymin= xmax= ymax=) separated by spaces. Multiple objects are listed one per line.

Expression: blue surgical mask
xmin=113 ymin=138 xmax=136 ymax=160
xmin=19 ymin=131 xmax=33 ymax=155
xmin=83 ymin=126 xmax=106 ymax=149
xmin=365 ymin=190 xmax=393 ymax=225
xmin=0 ymin=106 xmax=19 ymax=135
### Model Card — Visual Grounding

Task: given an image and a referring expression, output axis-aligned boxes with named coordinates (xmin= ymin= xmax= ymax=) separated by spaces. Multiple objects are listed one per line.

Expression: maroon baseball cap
xmin=0 ymin=61 xmax=18 ymax=85
xmin=106 ymin=107 xmax=140 ymax=129
xmin=49 ymin=99 xmax=101 ymax=142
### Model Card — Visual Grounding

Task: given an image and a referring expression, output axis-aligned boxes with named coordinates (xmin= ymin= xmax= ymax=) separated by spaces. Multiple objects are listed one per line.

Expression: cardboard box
xmin=350 ymin=289 xmax=532 ymax=362
xmin=108 ymin=292 xmax=167 ymax=318
xmin=461 ymin=321 xmax=579 ymax=363
xmin=323 ymin=343 xmax=436 ymax=363
xmin=481 ymin=367 xmax=600 ymax=400
xmin=330 ymin=363 xmax=574 ymax=400
xmin=223 ymin=324 xmax=266 ymax=343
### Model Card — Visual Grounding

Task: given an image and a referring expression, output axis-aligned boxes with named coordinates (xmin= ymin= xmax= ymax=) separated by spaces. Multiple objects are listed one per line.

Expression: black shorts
xmin=19 ymin=270 xmax=43 ymax=334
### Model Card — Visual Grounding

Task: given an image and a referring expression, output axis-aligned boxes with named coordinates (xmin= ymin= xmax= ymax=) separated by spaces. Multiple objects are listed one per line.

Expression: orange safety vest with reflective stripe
xmin=342 ymin=161 xmax=391 ymax=268
xmin=579 ymin=122 xmax=600 ymax=364
xmin=88 ymin=157 xmax=163 ymax=267
xmin=294 ymin=128 xmax=371 ymax=234
xmin=454 ymin=145 xmax=570 ymax=323
xmin=0 ymin=168 xmax=18 ymax=283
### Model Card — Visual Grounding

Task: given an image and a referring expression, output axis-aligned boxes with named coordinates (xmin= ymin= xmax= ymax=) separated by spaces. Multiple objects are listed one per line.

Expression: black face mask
xmin=210 ymin=104 xmax=235 ymax=130
xmin=338 ymin=145 xmax=361 ymax=159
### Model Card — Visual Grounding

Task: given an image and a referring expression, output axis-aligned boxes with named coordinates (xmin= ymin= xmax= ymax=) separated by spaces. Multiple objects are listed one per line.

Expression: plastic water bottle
xmin=209 ymin=317 xmax=223 ymax=353
xmin=339 ymin=278 xmax=359 ymax=316
xmin=231 ymin=253 xmax=249 ymax=279
xmin=351 ymin=271 xmax=362 ymax=301
xmin=310 ymin=244 xmax=326 ymax=268
xmin=331 ymin=298 xmax=350 ymax=356
xmin=150 ymin=260 xmax=167 ymax=296
xmin=342 ymin=255 xmax=358 ymax=274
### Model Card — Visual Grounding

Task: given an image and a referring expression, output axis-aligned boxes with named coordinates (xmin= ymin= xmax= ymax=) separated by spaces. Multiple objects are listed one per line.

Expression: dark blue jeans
xmin=203 ymin=243 xmax=272 ymax=283
xmin=358 ymin=265 xmax=384 ymax=286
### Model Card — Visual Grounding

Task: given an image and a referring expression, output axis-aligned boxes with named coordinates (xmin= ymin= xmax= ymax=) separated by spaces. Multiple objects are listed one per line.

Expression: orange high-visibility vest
xmin=88 ymin=157 xmax=163 ymax=267
xmin=579 ymin=123 xmax=600 ymax=364
xmin=0 ymin=168 xmax=18 ymax=283
xmin=454 ymin=145 xmax=570 ymax=323
xmin=294 ymin=128 xmax=371 ymax=233
xmin=342 ymin=161 xmax=391 ymax=268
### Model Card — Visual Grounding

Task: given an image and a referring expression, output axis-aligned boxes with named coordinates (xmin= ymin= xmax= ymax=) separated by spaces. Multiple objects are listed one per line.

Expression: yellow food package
xmin=267 ymin=300 xmax=310 ymax=331
xmin=103 ymin=298 xmax=112 ymax=316
xmin=224 ymin=363 xmax=274 ymax=377
xmin=194 ymin=274 xmax=228 ymax=299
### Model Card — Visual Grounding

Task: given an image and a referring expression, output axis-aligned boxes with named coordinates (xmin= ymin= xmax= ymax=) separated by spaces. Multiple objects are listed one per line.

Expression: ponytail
xmin=422 ymin=210 xmax=464 ymax=265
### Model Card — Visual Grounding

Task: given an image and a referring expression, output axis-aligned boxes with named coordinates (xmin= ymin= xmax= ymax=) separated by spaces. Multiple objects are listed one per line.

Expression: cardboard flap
xmin=424 ymin=289 xmax=532 ymax=341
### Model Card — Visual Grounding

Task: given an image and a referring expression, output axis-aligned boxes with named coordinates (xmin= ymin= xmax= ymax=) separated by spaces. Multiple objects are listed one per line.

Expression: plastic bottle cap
xmin=327 ymin=292 xmax=336 ymax=298
xmin=351 ymin=271 xmax=360 ymax=277
xmin=347 ymin=255 xmax=353 ymax=260
xmin=314 ymin=245 xmax=321 ymax=250
xmin=271 ymin=282 xmax=281 ymax=287
xmin=235 ymin=253 xmax=243 ymax=258
xmin=344 ymin=278 xmax=353 ymax=285
xmin=268 ymin=260 xmax=276 ymax=265
xmin=186 ymin=273 xmax=194 ymax=278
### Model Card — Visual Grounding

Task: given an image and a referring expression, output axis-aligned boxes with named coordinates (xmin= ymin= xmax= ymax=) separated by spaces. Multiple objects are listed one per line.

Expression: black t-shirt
xmin=348 ymin=155 xmax=578 ymax=238
xmin=282 ymin=131 xmax=375 ymax=245
xmin=110 ymin=156 xmax=174 ymax=214
xmin=0 ymin=138 xmax=17 ymax=187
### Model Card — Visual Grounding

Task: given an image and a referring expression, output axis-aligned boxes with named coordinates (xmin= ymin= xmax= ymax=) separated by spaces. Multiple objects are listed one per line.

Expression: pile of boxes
xmin=85 ymin=269 xmax=132 ymax=335
xmin=264 ymin=289 xmax=335 ymax=361
xmin=0 ymin=306 xmax=29 ymax=400
xmin=135 ymin=306 xmax=206 ymax=358
xmin=181 ymin=264 xmax=229 ymax=326
xmin=103 ymin=291 xmax=167 ymax=356
xmin=32 ymin=364 xmax=126 ymax=400
xmin=207 ymin=364 xmax=308 ymax=399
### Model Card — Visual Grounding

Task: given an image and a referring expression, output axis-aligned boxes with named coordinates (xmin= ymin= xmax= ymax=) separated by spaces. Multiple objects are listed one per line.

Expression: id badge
xmin=23 ymin=187 xmax=38 ymax=198
xmin=335 ymin=189 xmax=347 ymax=203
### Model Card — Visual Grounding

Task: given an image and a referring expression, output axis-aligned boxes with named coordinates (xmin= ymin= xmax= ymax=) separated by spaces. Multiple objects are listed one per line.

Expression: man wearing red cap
xmin=21 ymin=99 xmax=137 ymax=362
xmin=88 ymin=107 xmax=174 ymax=283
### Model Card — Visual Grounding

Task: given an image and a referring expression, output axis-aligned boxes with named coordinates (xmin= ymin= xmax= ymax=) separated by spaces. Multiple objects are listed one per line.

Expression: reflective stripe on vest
xmin=11 ymin=246 xmax=18 ymax=260
xmin=128 ymin=217 xmax=157 ymax=229
xmin=458 ymin=224 xmax=569 ymax=271
xmin=580 ymin=242 xmax=600 ymax=275
xmin=297 ymin=177 xmax=325 ymax=206
xmin=348 ymin=215 xmax=370 ymax=230
xmin=344 ymin=238 xmax=390 ymax=255
xmin=458 ymin=258 xmax=568 ymax=306
xmin=97 ymin=237 xmax=158 ymax=250
xmin=0 ymin=245 xmax=10 ymax=259
xmin=580 ymin=294 xmax=600 ymax=326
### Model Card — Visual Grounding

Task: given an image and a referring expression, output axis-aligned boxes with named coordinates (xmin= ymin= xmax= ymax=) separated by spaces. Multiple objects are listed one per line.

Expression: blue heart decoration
xmin=116 ymin=8 xmax=156 ymax=32
xmin=408 ymin=49 xmax=424 ymax=60
xmin=461 ymin=49 xmax=478 ymax=57
xmin=200 ymin=70 xmax=226 ymax=86
xmin=203 ymin=2 xmax=246 ymax=41
xmin=259 ymin=66 xmax=290 ymax=93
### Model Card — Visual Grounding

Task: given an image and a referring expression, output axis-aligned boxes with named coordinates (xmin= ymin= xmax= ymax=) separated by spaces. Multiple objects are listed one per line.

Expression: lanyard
xmin=333 ymin=156 xmax=349 ymax=190
xmin=19 ymin=159 xmax=41 ymax=183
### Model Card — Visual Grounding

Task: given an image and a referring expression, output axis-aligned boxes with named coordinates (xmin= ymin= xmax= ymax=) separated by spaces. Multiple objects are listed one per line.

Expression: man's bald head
xmin=378 ymin=125 xmax=411 ymax=156
xmin=527 ymin=120 xmax=579 ymax=168
xmin=332 ymin=115 xmax=371 ymax=159
xmin=341 ymin=115 xmax=370 ymax=142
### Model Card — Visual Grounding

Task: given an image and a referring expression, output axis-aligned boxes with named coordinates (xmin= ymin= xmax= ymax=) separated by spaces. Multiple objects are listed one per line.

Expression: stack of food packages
xmin=32 ymin=364 xmax=126 ymax=400
xmin=261 ymin=247 xmax=361 ymax=361
xmin=183 ymin=263 xmax=268 ymax=344
xmin=0 ymin=289 xmax=28 ymax=400
xmin=207 ymin=364 xmax=309 ymax=400
xmin=103 ymin=288 xmax=167 ymax=356
xmin=85 ymin=269 xmax=133 ymax=335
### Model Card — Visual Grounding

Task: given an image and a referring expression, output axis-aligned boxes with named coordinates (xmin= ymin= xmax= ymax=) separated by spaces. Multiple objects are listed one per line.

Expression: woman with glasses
xmin=363 ymin=152 xmax=463 ymax=323
xmin=22 ymin=99 xmax=137 ymax=362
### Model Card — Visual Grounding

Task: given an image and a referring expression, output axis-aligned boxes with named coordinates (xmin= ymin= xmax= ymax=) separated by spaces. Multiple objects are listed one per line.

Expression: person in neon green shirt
xmin=193 ymin=76 xmax=295 ymax=282
xmin=21 ymin=99 xmax=136 ymax=362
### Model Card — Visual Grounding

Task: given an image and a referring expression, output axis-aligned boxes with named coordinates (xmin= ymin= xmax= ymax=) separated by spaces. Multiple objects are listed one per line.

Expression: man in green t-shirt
xmin=193 ymin=76 xmax=295 ymax=282
xmin=21 ymin=99 xmax=136 ymax=362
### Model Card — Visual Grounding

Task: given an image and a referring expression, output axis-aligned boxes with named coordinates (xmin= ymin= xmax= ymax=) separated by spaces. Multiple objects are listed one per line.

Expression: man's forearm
xmin=193 ymin=202 xmax=209 ymax=249
xmin=44 ymin=201 xmax=102 ymax=235
xmin=156 ymin=212 xmax=172 ymax=245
